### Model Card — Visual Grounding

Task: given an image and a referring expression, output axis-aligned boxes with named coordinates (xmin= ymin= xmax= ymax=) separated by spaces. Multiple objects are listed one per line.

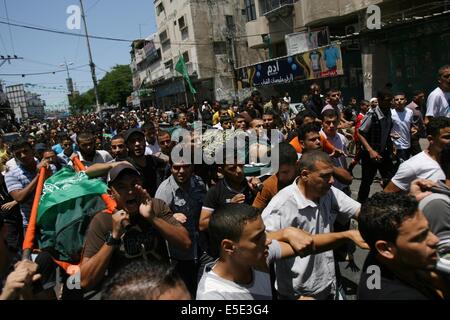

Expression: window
xmin=178 ymin=16 xmax=186 ymax=30
xmin=183 ymin=51 xmax=189 ymax=63
xmin=178 ymin=16 xmax=188 ymax=40
xmin=213 ymin=41 xmax=227 ymax=54
xmin=156 ymin=3 xmax=164 ymax=16
xmin=245 ymin=0 xmax=256 ymax=22
xmin=159 ymin=30 xmax=171 ymax=50
xmin=225 ymin=15 xmax=235 ymax=32
xmin=164 ymin=60 xmax=173 ymax=71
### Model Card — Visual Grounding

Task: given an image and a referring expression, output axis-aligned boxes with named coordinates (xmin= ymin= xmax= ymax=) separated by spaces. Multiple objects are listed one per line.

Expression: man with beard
xmin=155 ymin=157 xmax=207 ymax=297
xmin=143 ymin=122 xmax=160 ymax=156
xmin=75 ymin=132 xmax=113 ymax=167
xmin=80 ymin=162 xmax=191 ymax=291
xmin=125 ymin=128 xmax=166 ymax=197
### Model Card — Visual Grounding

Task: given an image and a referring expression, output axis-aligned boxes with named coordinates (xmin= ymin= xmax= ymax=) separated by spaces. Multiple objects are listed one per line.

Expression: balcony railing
xmin=261 ymin=0 xmax=294 ymax=16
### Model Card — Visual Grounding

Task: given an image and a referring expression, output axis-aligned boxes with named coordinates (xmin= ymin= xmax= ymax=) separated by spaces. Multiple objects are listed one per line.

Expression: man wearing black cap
xmin=124 ymin=128 xmax=166 ymax=197
xmin=80 ymin=162 xmax=191 ymax=291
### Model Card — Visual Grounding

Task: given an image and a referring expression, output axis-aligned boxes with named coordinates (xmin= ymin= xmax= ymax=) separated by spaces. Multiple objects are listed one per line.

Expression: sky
xmin=0 ymin=0 xmax=157 ymax=109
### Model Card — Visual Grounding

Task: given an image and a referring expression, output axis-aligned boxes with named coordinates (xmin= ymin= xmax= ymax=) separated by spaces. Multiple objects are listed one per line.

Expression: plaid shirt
xmin=359 ymin=107 xmax=393 ymax=154
xmin=4 ymin=161 xmax=38 ymax=227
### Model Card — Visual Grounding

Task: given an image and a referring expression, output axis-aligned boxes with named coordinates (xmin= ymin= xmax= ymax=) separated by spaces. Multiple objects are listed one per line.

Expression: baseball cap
xmin=107 ymin=162 xmax=140 ymax=185
xmin=124 ymin=128 xmax=145 ymax=143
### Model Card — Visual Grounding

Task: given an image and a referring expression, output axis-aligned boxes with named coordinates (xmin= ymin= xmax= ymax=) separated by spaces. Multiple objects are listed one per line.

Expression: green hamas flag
xmin=175 ymin=54 xmax=197 ymax=94
xmin=36 ymin=166 xmax=108 ymax=262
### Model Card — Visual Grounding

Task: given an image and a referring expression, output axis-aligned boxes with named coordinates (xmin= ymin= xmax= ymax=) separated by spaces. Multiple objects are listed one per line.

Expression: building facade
xmin=5 ymin=84 xmax=46 ymax=121
xmin=240 ymin=0 xmax=450 ymax=101
xmin=149 ymin=0 xmax=266 ymax=107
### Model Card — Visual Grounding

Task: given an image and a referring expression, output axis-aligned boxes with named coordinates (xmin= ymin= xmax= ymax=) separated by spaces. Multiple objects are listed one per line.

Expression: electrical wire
xmin=3 ymin=0 xmax=15 ymax=54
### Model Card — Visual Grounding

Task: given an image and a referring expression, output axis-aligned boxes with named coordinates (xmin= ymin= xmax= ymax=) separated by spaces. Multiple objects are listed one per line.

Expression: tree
xmin=69 ymin=65 xmax=132 ymax=114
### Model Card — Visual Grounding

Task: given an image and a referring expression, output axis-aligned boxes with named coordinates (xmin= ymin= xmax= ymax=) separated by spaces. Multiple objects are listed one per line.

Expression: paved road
xmin=339 ymin=139 xmax=429 ymax=299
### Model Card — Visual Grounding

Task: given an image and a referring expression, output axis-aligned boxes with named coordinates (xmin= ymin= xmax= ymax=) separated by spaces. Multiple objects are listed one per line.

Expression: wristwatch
xmin=105 ymin=232 xmax=121 ymax=246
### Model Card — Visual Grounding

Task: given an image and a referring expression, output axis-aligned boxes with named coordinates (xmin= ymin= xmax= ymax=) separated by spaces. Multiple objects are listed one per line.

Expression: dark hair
xmin=322 ymin=109 xmax=339 ymax=120
xmin=141 ymin=122 xmax=156 ymax=131
xmin=295 ymin=111 xmax=316 ymax=127
xmin=220 ymin=115 xmax=232 ymax=124
xmin=111 ymin=134 xmax=125 ymax=142
xmin=208 ymin=203 xmax=260 ymax=257
xmin=438 ymin=65 xmax=450 ymax=78
xmin=298 ymin=150 xmax=332 ymax=172
xmin=394 ymin=92 xmax=406 ymax=97
xmin=298 ymin=123 xmax=321 ymax=141
xmin=10 ymin=138 xmax=32 ymax=153
xmin=326 ymin=88 xmax=340 ymax=97
xmin=440 ymin=142 xmax=450 ymax=179
xmin=157 ymin=130 xmax=171 ymax=138
xmin=412 ymin=90 xmax=424 ymax=97
xmin=377 ymin=88 xmax=394 ymax=101
xmin=360 ymin=100 xmax=369 ymax=106
xmin=426 ymin=116 xmax=450 ymax=137
xmin=76 ymin=132 xmax=94 ymax=144
xmin=273 ymin=142 xmax=297 ymax=166
xmin=359 ymin=192 xmax=418 ymax=250
xmin=101 ymin=260 xmax=186 ymax=300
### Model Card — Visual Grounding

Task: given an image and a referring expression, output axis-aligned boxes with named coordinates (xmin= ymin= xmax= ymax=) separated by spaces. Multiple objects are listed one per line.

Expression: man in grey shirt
xmin=262 ymin=151 xmax=361 ymax=299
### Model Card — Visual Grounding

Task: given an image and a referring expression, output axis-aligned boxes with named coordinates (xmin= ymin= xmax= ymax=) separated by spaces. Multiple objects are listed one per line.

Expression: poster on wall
xmin=236 ymin=44 xmax=343 ymax=88
xmin=285 ymin=27 xmax=330 ymax=56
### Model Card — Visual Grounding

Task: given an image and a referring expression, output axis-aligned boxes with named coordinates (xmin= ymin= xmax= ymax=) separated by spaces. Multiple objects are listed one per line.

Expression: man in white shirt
xmin=391 ymin=93 xmax=414 ymax=162
xmin=74 ymin=132 xmax=113 ymax=167
xmin=321 ymin=109 xmax=350 ymax=193
xmin=262 ymin=151 xmax=361 ymax=299
xmin=425 ymin=65 xmax=450 ymax=123
xmin=197 ymin=203 xmax=367 ymax=300
xmin=384 ymin=116 xmax=450 ymax=192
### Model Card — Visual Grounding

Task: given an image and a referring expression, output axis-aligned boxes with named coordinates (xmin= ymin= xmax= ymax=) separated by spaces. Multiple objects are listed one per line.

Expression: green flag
xmin=175 ymin=54 xmax=197 ymax=94
xmin=36 ymin=167 xmax=108 ymax=262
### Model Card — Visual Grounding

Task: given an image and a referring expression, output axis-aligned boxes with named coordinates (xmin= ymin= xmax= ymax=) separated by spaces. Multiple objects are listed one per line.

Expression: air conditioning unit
xmin=345 ymin=23 xmax=360 ymax=35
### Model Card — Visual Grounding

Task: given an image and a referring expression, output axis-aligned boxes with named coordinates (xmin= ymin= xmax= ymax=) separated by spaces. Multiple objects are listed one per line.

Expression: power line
xmin=0 ymin=64 xmax=89 ymax=76
xmin=0 ymin=18 xmax=216 ymax=46
xmin=86 ymin=0 xmax=102 ymax=12
xmin=3 ymin=0 xmax=15 ymax=54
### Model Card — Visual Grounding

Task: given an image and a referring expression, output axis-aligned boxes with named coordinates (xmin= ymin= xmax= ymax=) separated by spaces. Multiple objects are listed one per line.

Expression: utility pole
xmin=0 ymin=55 xmax=23 ymax=68
xmin=79 ymin=0 xmax=100 ymax=113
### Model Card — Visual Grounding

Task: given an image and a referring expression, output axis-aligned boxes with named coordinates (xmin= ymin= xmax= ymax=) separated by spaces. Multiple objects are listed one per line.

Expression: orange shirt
xmin=252 ymin=174 xmax=278 ymax=210
xmin=289 ymin=135 xmax=335 ymax=154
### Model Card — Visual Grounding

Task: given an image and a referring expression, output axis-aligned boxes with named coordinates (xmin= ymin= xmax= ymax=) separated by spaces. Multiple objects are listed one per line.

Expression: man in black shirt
xmin=124 ymin=128 xmax=166 ymax=197
xmin=199 ymin=146 xmax=260 ymax=232
xmin=357 ymin=89 xmax=396 ymax=202
xmin=358 ymin=192 xmax=443 ymax=300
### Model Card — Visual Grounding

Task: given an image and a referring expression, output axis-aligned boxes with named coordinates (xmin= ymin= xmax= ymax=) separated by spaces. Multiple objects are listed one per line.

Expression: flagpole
xmin=182 ymin=76 xmax=189 ymax=108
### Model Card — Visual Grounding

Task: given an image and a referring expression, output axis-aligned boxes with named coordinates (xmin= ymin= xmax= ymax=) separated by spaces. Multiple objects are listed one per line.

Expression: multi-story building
xmin=241 ymin=0 xmax=450 ymax=100
xmin=6 ymin=84 xmax=28 ymax=121
xmin=25 ymin=92 xmax=46 ymax=119
xmin=130 ymin=34 xmax=164 ymax=109
xmin=5 ymin=84 xmax=46 ymax=121
xmin=0 ymin=81 xmax=15 ymax=128
xmin=150 ymin=0 xmax=266 ymax=107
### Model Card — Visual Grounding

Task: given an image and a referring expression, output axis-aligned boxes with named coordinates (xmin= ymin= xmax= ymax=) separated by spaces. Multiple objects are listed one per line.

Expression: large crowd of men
xmin=0 ymin=64 xmax=450 ymax=300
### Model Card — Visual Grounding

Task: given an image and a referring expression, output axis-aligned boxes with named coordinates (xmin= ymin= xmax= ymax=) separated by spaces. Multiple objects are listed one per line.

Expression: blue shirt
xmin=52 ymin=144 xmax=63 ymax=155
xmin=324 ymin=46 xmax=340 ymax=69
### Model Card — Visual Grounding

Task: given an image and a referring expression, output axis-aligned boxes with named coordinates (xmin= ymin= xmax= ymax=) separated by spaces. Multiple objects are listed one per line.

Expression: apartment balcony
xmin=245 ymin=16 xmax=270 ymax=49
xmin=261 ymin=0 xmax=294 ymax=17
